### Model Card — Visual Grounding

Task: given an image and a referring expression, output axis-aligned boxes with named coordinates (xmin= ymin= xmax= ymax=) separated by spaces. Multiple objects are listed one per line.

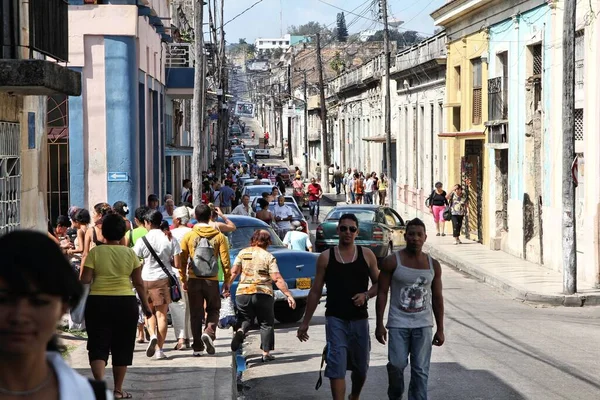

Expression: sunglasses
xmin=339 ymin=225 xmax=358 ymax=233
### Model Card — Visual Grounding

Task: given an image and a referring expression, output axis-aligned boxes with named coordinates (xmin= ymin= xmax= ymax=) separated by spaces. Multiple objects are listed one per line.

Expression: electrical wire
xmin=223 ymin=0 xmax=264 ymax=28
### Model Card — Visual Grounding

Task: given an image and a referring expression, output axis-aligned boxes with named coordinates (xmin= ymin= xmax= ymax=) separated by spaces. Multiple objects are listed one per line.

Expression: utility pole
xmin=562 ymin=0 xmax=577 ymax=294
xmin=316 ymin=32 xmax=330 ymax=173
xmin=286 ymin=63 xmax=292 ymax=163
xmin=295 ymin=68 xmax=312 ymax=179
xmin=191 ymin=0 xmax=205 ymax=206
xmin=381 ymin=0 xmax=393 ymax=207
xmin=218 ymin=0 xmax=228 ymax=181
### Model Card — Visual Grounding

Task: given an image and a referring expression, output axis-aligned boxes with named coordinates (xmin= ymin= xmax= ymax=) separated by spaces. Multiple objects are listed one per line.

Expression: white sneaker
xmin=201 ymin=333 xmax=215 ymax=355
xmin=155 ymin=349 xmax=168 ymax=360
xmin=146 ymin=335 xmax=158 ymax=357
xmin=192 ymin=351 xmax=203 ymax=357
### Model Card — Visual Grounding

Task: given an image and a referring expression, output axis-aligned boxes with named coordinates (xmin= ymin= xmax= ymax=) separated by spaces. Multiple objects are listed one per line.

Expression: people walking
xmin=346 ymin=170 xmax=355 ymax=204
xmin=82 ymin=214 xmax=153 ymax=398
xmin=375 ymin=218 xmax=445 ymax=400
xmin=297 ymin=213 xmax=380 ymax=400
xmin=283 ymin=221 xmax=313 ymax=252
xmin=364 ymin=173 xmax=375 ymax=204
xmin=427 ymin=182 xmax=449 ymax=236
xmin=168 ymin=207 xmax=194 ymax=351
xmin=371 ymin=173 xmax=379 ymax=205
xmin=273 ymin=195 xmax=293 ymax=240
xmin=307 ymin=178 xmax=323 ymax=224
xmin=133 ymin=210 xmax=181 ymax=360
xmin=219 ymin=181 xmax=236 ymax=214
xmin=292 ymin=176 xmax=305 ymax=207
xmin=334 ymin=167 xmax=344 ymax=195
xmin=378 ymin=173 xmax=388 ymax=206
xmin=232 ymin=194 xmax=256 ymax=217
xmin=447 ymin=184 xmax=467 ymax=244
xmin=354 ymin=173 xmax=364 ymax=204
xmin=256 ymin=198 xmax=274 ymax=226
xmin=0 ymin=231 xmax=115 ymax=399
xmin=179 ymin=204 xmax=232 ymax=356
xmin=229 ymin=230 xmax=296 ymax=361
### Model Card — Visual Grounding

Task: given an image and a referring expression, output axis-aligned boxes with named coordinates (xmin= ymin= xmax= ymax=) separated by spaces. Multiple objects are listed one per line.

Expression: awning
xmin=438 ymin=131 xmax=485 ymax=139
xmin=362 ymin=136 xmax=396 ymax=143
xmin=165 ymin=146 xmax=193 ymax=157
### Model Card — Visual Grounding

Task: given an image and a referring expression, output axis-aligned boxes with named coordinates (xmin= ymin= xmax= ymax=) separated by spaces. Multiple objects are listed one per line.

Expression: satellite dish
xmin=388 ymin=18 xmax=404 ymax=28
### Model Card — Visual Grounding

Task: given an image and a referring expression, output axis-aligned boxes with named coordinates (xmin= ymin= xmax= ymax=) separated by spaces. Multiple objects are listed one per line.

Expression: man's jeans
xmin=387 ymin=327 xmax=433 ymax=400
xmin=309 ymin=200 xmax=320 ymax=218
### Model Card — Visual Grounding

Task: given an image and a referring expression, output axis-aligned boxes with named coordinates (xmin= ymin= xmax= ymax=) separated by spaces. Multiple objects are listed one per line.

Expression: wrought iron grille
xmin=574 ymin=108 xmax=584 ymax=141
xmin=487 ymin=77 xmax=505 ymax=121
xmin=29 ymin=0 xmax=69 ymax=62
xmin=47 ymin=95 xmax=70 ymax=223
xmin=0 ymin=122 xmax=21 ymax=235
xmin=472 ymin=88 xmax=482 ymax=125
xmin=532 ymin=44 xmax=542 ymax=76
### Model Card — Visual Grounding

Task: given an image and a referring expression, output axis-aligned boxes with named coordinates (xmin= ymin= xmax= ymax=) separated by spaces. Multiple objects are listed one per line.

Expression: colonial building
xmin=0 ymin=0 xmax=81 ymax=232
xmin=391 ymin=32 xmax=448 ymax=215
xmin=67 ymin=0 xmax=175 ymax=210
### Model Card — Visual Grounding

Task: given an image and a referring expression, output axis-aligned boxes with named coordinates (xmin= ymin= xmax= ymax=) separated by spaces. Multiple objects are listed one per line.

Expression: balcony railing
xmin=488 ymin=77 xmax=507 ymax=121
xmin=29 ymin=0 xmax=69 ymax=62
xmin=393 ymin=33 xmax=446 ymax=73
xmin=167 ymin=43 xmax=194 ymax=68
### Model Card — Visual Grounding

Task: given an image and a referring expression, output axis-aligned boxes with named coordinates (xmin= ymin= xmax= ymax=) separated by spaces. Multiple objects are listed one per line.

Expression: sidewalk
xmin=66 ymin=329 xmax=237 ymax=399
xmin=322 ymin=194 xmax=600 ymax=307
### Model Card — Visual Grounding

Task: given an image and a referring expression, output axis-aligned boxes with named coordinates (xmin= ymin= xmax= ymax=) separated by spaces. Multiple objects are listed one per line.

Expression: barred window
xmin=532 ymin=44 xmax=542 ymax=76
xmin=472 ymin=59 xmax=482 ymax=125
xmin=574 ymin=108 xmax=584 ymax=142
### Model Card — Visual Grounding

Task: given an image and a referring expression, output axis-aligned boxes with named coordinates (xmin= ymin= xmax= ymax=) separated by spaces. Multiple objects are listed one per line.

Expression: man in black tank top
xmin=297 ymin=214 xmax=379 ymax=400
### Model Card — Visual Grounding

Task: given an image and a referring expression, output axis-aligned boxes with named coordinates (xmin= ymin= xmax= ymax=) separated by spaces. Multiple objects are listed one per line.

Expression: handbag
xmin=141 ymin=236 xmax=182 ymax=303
xmin=443 ymin=193 xmax=454 ymax=221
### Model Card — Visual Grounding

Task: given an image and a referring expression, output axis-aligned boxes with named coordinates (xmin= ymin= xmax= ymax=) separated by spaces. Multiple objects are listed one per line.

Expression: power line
xmin=223 ymin=0 xmax=264 ymax=27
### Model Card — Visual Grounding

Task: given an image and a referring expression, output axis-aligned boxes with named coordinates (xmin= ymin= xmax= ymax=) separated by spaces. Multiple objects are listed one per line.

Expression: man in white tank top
xmin=375 ymin=218 xmax=445 ymax=400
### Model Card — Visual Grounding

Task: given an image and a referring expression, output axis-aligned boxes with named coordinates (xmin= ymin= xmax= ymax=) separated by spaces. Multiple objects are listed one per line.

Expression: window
xmin=499 ymin=51 xmax=508 ymax=119
xmin=0 ymin=122 xmax=21 ymax=234
xmin=575 ymin=108 xmax=584 ymax=142
xmin=472 ymin=59 xmax=482 ymax=125
xmin=454 ymin=66 xmax=461 ymax=92
xmin=532 ymin=44 xmax=542 ymax=76
xmin=575 ymin=30 xmax=584 ymax=102
xmin=259 ymin=41 xmax=263 ymax=45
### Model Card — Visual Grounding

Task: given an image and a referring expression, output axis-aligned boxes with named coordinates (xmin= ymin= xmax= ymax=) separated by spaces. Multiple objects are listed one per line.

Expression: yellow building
xmin=431 ymin=5 xmax=491 ymax=244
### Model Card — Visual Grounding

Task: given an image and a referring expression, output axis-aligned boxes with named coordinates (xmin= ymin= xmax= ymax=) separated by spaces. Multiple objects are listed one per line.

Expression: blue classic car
xmin=218 ymin=215 xmax=321 ymax=323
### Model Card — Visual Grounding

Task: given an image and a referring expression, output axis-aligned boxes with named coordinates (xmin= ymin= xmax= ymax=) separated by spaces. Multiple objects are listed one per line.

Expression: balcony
xmin=0 ymin=0 xmax=81 ymax=96
xmin=339 ymin=68 xmax=364 ymax=92
xmin=393 ymin=33 xmax=446 ymax=73
xmin=165 ymin=43 xmax=195 ymax=98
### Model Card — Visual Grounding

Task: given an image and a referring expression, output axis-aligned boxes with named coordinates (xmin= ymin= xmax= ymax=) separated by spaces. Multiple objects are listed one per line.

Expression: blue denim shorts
xmin=325 ymin=316 xmax=370 ymax=379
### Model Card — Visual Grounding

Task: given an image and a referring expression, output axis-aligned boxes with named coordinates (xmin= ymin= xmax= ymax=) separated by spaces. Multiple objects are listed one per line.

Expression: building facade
xmin=391 ymin=32 xmax=448 ymax=215
xmin=67 ymin=0 xmax=171 ymax=210
xmin=0 ymin=0 xmax=81 ymax=233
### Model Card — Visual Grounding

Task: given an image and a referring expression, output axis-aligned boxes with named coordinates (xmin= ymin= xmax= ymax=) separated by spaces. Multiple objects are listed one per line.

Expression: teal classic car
xmin=315 ymin=205 xmax=406 ymax=259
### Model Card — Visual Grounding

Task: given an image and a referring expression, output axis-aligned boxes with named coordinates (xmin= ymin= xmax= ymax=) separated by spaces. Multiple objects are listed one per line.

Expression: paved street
xmin=238 ymin=264 xmax=600 ymax=400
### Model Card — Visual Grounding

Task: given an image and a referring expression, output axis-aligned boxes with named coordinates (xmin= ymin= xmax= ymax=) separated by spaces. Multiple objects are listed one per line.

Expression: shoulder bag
xmin=141 ymin=236 xmax=182 ymax=302
xmin=443 ymin=194 xmax=454 ymax=221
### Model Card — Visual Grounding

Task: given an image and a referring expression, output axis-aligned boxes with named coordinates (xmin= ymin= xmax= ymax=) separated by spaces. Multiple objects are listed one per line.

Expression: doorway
xmin=461 ymin=139 xmax=483 ymax=242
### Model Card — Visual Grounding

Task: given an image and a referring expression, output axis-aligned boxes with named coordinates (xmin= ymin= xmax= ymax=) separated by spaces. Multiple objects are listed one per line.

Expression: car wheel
xmin=274 ymin=299 xmax=307 ymax=324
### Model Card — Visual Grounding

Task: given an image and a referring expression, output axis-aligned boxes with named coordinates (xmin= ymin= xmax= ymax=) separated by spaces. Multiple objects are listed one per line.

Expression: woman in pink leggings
xmin=428 ymin=182 xmax=449 ymax=236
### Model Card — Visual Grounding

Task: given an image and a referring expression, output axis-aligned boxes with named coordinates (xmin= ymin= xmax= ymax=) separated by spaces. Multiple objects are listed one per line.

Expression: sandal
xmin=173 ymin=341 xmax=186 ymax=351
xmin=114 ymin=389 xmax=133 ymax=399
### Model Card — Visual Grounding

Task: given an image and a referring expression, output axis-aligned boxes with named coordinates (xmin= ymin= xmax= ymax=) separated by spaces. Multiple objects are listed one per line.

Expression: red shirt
xmin=307 ymin=183 xmax=322 ymax=201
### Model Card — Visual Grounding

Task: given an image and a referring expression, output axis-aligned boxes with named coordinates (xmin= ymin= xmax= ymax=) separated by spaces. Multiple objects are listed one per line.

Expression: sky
xmin=213 ymin=0 xmax=447 ymax=44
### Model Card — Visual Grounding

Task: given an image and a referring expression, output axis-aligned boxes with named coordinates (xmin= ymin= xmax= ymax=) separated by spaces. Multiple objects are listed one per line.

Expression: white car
xmin=255 ymin=148 xmax=270 ymax=158
xmin=241 ymin=184 xmax=276 ymax=204
xmin=241 ymin=178 xmax=271 ymax=187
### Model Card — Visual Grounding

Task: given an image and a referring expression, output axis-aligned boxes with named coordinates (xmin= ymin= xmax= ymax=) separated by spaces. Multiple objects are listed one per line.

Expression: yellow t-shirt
xmin=85 ymin=245 xmax=140 ymax=296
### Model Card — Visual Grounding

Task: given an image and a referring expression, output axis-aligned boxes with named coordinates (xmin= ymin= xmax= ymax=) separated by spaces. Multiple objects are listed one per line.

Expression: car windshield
xmin=245 ymin=186 xmax=273 ymax=196
xmin=224 ymin=226 xmax=285 ymax=249
xmin=274 ymin=168 xmax=288 ymax=174
xmin=326 ymin=209 xmax=376 ymax=223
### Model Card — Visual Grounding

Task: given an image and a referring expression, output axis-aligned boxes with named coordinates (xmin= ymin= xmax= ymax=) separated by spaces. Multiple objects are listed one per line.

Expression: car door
xmin=384 ymin=208 xmax=405 ymax=248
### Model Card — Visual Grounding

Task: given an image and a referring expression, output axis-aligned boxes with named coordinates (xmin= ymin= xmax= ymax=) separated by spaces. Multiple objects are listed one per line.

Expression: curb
xmin=424 ymin=243 xmax=600 ymax=307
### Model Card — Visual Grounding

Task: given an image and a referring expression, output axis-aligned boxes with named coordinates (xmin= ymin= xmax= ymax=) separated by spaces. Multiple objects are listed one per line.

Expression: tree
xmin=238 ymin=38 xmax=247 ymax=45
xmin=367 ymin=30 xmax=425 ymax=49
xmin=288 ymin=21 xmax=333 ymax=40
xmin=272 ymin=48 xmax=284 ymax=59
xmin=336 ymin=13 xmax=348 ymax=42
xmin=246 ymin=44 xmax=256 ymax=57
xmin=329 ymin=51 xmax=345 ymax=75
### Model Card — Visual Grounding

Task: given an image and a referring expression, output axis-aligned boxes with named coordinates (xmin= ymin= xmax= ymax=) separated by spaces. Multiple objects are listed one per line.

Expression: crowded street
xmin=3 ymin=1 xmax=600 ymax=400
